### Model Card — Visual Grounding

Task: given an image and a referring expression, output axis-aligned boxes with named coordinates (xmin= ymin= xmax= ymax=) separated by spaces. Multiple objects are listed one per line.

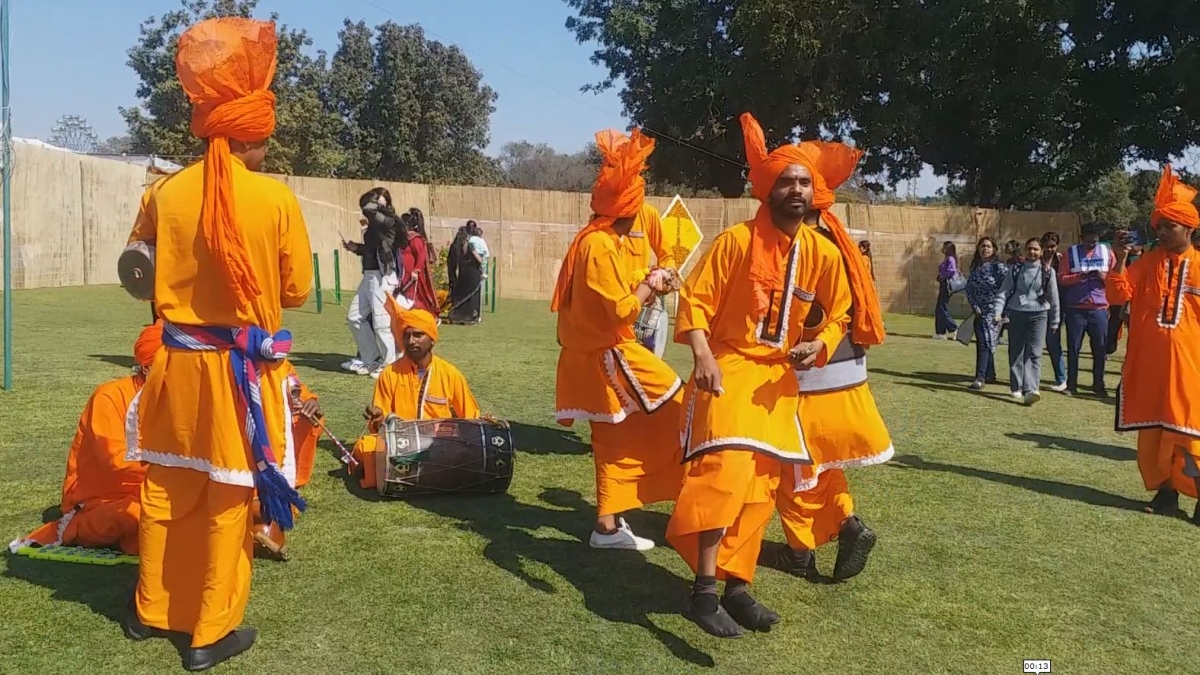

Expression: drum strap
xmin=161 ymin=322 xmax=305 ymax=530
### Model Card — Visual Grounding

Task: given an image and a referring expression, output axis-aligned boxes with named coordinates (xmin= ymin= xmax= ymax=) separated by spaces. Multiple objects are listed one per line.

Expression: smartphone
xmin=1117 ymin=229 xmax=1146 ymax=247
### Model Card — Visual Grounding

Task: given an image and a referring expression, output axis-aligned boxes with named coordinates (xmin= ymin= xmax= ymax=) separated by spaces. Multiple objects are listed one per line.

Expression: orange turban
xmin=176 ymin=18 xmax=279 ymax=310
xmin=550 ymin=128 xmax=655 ymax=312
xmin=1151 ymin=165 xmax=1200 ymax=229
xmin=134 ymin=321 xmax=164 ymax=370
xmin=385 ymin=297 xmax=440 ymax=344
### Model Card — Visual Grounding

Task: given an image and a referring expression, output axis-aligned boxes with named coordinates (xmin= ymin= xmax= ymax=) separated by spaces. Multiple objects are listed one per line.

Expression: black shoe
xmin=721 ymin=591 xmax=781 ymax=632
xmin=121 ymin=598 xmax=161 ymax=642
xmin=184 ymin=628 xmax=257 ymax=672
xmin=833 ymin=516 xmax=877 ymax=582
xmin=683 ymin=593 xmax=743 ymax=639
xmin=776 ymin=547 xmax=819 ymax=582
xmin=1145 ymin=488 xmax=1180 ymax=516
xmin=1193 ymin=505 xmax=1200 ymax=527
xmin=1093 ymin=386 xmax=1110 ymax=399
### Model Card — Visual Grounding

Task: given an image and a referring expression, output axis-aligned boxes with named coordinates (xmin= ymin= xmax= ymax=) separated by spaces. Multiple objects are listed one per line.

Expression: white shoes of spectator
xmin=589 ymin=518 xmax=655 ymax=551
xmin=1024 ymin=391 xmax=1042 ymax=406
xmin=342 ymin=359 xmax=370 ymax=376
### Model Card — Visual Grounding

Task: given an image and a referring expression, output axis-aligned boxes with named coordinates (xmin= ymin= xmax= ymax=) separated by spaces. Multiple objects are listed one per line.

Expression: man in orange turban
xmin=122 ymin=17 xmax=313 ymax=672
xmin=9 ymin=323 xmax=161 ymax=556
xmin=352 ymin=300 xmax=481 ymax=489
xmin=1106 ymin=166 xmax=1200 ymax=522
xmin=552 ymin=128 xmax=685 ymax=552
xmin=667 ymin=113 xmax=851 ymax=638
xmin=770 ymin=140 xmax=893 ymax=584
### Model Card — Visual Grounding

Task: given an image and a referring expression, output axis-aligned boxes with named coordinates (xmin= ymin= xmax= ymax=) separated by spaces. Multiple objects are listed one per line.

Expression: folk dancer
xmin=122 ymin=18 xmax=313 ymax=671
xmin=667 ymin=112 xmax=851 ymax=638
xmin=553 ymin=128 xmax=684 ymax=551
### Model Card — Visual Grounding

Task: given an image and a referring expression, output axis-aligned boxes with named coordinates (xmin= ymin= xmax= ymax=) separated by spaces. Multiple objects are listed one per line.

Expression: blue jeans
xmin=1064 ymin=307 xmax=1108 ymax=392
xmin=1046 ymin=319 xmax=1066 ymax=386
xmin=973 ymin=316 xmax=997 ymax=382
xmin=935 ymin=280 xmax=957 ymax=335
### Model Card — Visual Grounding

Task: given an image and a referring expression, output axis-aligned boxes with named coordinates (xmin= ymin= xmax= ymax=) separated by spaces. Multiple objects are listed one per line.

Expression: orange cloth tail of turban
xmin=385 ymin=296 xmax=440 ymax=344
xmin=1151 ymin=165 xmax=1200 ymax=229
xmin=134 ymin=320 xmax=164 ymax=371
xmin=796 ymin=141 xmax=885 ymax=346
xmin=550 ymin=128 xmax=656 ymax=312
xmin=176 ymin=17 xmax=280 ymax=310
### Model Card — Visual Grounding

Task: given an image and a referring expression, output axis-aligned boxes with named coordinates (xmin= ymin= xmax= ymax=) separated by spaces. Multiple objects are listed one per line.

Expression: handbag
xmin=948 ymin=272 xmax=968 ymax=294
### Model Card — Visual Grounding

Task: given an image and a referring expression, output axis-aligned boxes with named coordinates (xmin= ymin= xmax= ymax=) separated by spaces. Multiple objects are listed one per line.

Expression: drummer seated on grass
xmin=352 ymin=302 xmax=482 ymax=489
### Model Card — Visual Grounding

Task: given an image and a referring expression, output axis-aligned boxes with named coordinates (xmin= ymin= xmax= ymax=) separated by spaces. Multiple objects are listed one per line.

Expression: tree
xmin=565 ymin=0 xmax=1200 ymax=207
xmin=95 ymin=135 xmax=134 ymax=155
xmin=1069 ymin=168 xmax=1140 ymax=229
xmin=120 ymin=0 xmax=345 ymax=176
xmin=498 ymin=141 xmax=599 ymax=192
xmin=327 ymin=21 xmax=499 ymax=184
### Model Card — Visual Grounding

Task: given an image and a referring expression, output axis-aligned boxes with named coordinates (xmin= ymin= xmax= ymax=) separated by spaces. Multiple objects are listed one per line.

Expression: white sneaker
xmin=368 ymin=361 xmax=386 ymax=379
xmin=1024 ymin=391 xmax=1042 ymax=406
xmin=1048 ymin=383 xmax=1068 ymax=393
xmin=1011 ymin=391 xmax=1024 ymax=401
xmin=589 ymin=518 xmax=655 ymax=551
xmin=341 ymin=358 xmax=367 ymax=374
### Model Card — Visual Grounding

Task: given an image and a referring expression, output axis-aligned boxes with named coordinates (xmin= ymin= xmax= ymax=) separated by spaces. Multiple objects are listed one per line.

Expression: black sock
xmin=691 ymin=575 xmax=719 ymax=614
xmin=723 ymin=577 xmax=750 ymax=598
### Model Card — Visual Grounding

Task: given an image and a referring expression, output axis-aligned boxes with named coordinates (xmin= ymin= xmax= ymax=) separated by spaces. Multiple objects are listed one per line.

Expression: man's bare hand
xmin=299 ymin=399 xmax=322 ymax=423
xmin=788 ymin=341 xmax=823 ymax=370
xmin=692 ymin=353 xmax=723 ymax=396
xmin=364 ymin=406 xmax=385 ymax=430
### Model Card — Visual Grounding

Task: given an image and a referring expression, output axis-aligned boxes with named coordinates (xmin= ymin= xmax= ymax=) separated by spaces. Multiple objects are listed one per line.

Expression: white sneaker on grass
xmin=1048 ymin=383 xmax=1068 ymax=393
xmin=1010 ymin=391 xmax=1024 ymax=401
xmin=341 ymin=358 xmax=367 ymax=374
xmin=589 ymin=518 xmax=655 ymax=551
xmin=1024 ymin=391 xmax=1042 ymax=406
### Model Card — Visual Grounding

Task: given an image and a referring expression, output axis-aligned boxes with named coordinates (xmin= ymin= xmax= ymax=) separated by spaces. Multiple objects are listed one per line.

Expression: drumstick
xmin=314 ymin=418 xmax=360 ymax=470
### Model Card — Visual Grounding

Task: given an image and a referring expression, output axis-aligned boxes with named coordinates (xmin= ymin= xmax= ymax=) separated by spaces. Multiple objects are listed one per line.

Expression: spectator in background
xmin=965 ymin=237 xmax=1006 ymax=390
xmin=858 ymin=240 xmax=874 ymax=279
xmin=343 ymin=187 xmax=398 ymax=378
xmin=396 ymin=208 xmax=439 ymax=312
xmin=1057 ymin=221 xmax=1115 ymax=397
xmin=934 ymin=241 xmax=959 ymax=339
xmin=993 ymin=238 xmax=1059 ymax=405
xmin=446 ymin=220 xmax=487 ymax=324
xmin=1040 ymin=232 xmax=1068 ymax=392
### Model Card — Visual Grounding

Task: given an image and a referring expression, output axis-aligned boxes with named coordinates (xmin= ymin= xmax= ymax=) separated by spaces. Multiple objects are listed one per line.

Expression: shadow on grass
xmin=290 ymin=351 xmax=353 ymax=375
xmin=3 ymin=553 xmax=136 ymax=625
xmin=89 ymin=354 xmax=135 ymax=370
xmin=871 ymin=368 xmax=975 ymax=386
xmin=892 ymin=380 xmax=1024 ymax=404
xmin=1007 ymin=433 xmax=1135 ymax=462
xmin=889 ymin=454 xmax=1145 ymax=512
xmin=510 ymin=421 xmax=589 ymax=456
xmin=408 ymin=487 xmax=714 ymax=668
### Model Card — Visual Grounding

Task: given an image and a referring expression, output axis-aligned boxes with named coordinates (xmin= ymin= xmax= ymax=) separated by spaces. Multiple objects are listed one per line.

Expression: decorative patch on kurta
xmin=1157 ymin=258 xmax=1189 ymax=329
xmin=608 ymin=348 xmax=682 ymax=415
xmin=756 ymin=242 xmax=800 ymax=349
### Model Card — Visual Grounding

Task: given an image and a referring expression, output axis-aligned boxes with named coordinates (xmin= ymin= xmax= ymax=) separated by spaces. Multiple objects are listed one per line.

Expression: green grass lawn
xmin=1 ymin=287 xmax=1197 ymax=674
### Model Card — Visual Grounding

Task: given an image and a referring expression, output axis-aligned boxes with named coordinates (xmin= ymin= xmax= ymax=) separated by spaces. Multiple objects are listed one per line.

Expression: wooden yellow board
xmin=660 ymin=195 xmax=704 ymax=269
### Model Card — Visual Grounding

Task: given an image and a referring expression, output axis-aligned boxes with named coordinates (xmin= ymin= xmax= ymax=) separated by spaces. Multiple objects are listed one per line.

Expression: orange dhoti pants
xmin=776 ymin=468 xmax=854 ymax=551
xmin=1136 ymin=428 xmax=1200 ymax=499
xmin=667 ymin=449 xmax=781 ymax=583
xmin=20 ymin=497 xmax=142 ymax=555
xmin=135 ymin=464 xmax=254 ymax=648
xmin=352 ymin=436 xmax=381 ymax=490
xmin=589 ymin=397 xmax=685 ymax=517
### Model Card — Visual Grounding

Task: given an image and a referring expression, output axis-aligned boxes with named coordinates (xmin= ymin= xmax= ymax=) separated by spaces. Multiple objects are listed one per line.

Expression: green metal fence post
xmin=333 ymin=250 xmax=342 ymax=305
xmin=313 ymin=252 xmax=323 ymax=314
xmin=490 ymin=257 xmax=497 ymax=313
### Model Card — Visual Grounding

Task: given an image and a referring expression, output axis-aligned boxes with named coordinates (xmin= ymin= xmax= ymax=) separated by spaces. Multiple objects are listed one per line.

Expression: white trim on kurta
xmin=680 ymin=386 xmax=812 ymax=463
xmin=1116 ymin=383 xmax=1200 ymax=438
xmin=130 ymin=449 xmax=257 ymax=488
xmin=790 ymin=445 xmax=896 ymax=492
xmin=756 ymin=242 xmax=800 ymax=349
xmin=280 ymin=377 xmax=298 ymax=489
xmin=1157 ymin=258 xmax=1189 ymax=329
xmin=608 ymin=348 xmax=682 ymax=414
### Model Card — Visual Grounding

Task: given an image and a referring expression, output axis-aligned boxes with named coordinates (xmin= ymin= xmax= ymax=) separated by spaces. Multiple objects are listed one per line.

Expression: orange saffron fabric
xmin=177 ymin=17 xmax=280 ymax=310
xmin=385 ymin=299 xmax=440 ymax=343
xmin=1151 ymin=165 xmax=1200 ymax=229
xmin=551 ymin=128 xmax=655 ymax=312
xmin=134 ymin=321 xmax=164 ymax=369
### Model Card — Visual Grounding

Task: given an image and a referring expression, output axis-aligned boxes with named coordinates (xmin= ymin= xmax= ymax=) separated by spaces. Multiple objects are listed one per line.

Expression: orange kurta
xmin=127 ymin=159 xmax=312 ymax=483
xmin=1107 ymin=246 xmax=1200 ymax=493
xmin=353 ymin=354 xmax=481 ymax=489
xmin=10 ymin=376 xmax=146 ymax=555
xmin=674 ymin=221 xmax=850 ymax=461
xmin=621 ymin=203 xmax=677 ymax=280
xmin=555 ymin=225 xmax=685 ymax=516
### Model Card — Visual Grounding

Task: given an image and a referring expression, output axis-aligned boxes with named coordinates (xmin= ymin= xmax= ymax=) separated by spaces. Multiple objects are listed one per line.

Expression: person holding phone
xmin=1056 ymin=221 xmax=1115 ymax=397
xmin=1106 ymin=166 xmax=1200 ymax=522
xmin=342 ymin=188 xmax=399 ymax=378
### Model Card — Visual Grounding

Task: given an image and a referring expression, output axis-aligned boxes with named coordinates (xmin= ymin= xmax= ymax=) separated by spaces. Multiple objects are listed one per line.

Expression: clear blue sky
xmin=7 ymin=0 xmax=945 ymax=195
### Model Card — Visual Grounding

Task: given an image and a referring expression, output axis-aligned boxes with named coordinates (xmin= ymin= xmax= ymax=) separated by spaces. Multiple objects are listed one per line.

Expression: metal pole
xmin=2 ymin=0 xmax=13 ymax=390
xmin=490 ymin=257 xmax=497 ymax=314
xmin=333 ymin=249 xmax=341 ymax=305
xmin=312 ymin=252 xmax=323 ymax=314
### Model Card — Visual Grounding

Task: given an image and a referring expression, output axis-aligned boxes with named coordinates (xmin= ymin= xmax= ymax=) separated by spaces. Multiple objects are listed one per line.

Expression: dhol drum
xmin=118 ymin=241 xmax=156 ymax=301
xmin=376 ymin=416 xmax=514 ymax=497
